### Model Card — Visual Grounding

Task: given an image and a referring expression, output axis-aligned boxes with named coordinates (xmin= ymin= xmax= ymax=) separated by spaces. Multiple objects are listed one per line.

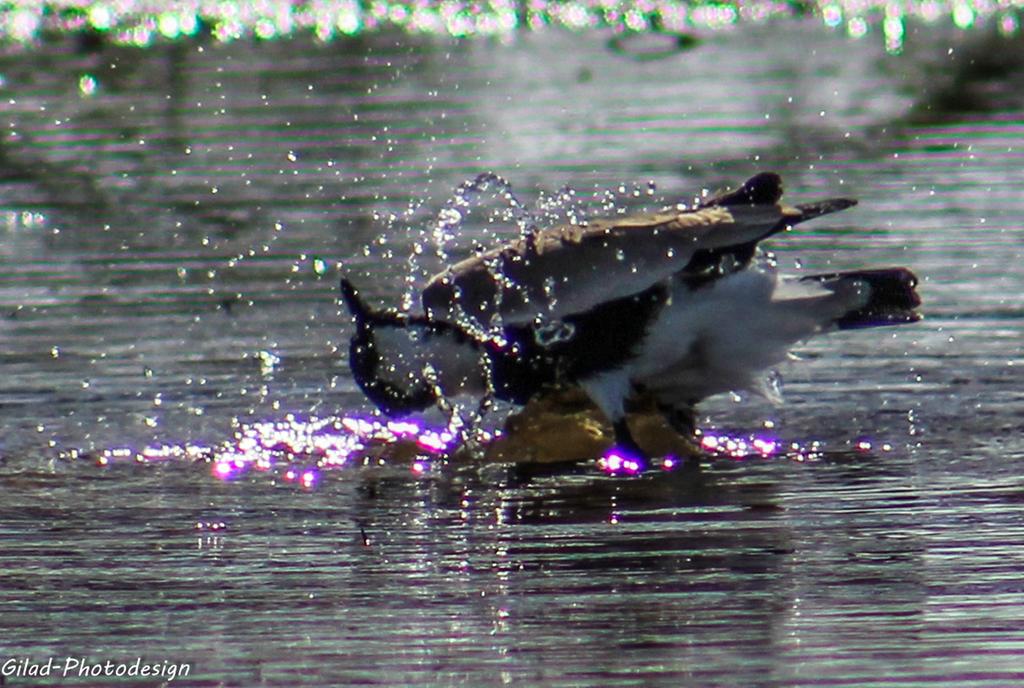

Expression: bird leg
xmin=580 ymin=372 xmax=648 ymax=466
xmin=610 ymin=417 xmax=648 ymax=462
xmin=658 ymin=403 xmax=698 ymax=439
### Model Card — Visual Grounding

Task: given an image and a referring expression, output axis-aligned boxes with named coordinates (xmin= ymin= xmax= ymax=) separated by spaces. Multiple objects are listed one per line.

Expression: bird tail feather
xmin=801 ymin=267 xmax=921 ymax=330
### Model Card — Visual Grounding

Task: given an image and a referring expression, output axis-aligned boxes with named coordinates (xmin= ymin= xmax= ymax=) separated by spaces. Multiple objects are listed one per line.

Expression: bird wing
xmin=421 ymin=174 xmax=855 ymax=329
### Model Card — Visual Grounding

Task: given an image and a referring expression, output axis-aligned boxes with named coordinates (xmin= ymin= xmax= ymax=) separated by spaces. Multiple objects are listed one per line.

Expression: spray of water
xmin=391 ymin=174 xmax=666 ymax=455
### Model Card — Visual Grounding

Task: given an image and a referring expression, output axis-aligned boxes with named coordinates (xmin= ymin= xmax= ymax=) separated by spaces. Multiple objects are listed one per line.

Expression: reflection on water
xmin=0 ymin=0 xmax=1019 ymax=50
xmin=78 ymin=408 xmax=842 ymax=485
xmin=0 ymin=10 xmax=1023 ymax=688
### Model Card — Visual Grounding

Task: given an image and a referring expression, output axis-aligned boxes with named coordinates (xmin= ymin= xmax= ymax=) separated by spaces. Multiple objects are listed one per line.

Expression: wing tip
xmin=791 ymin=197 xmax=858 ymax=223
xmin=702 ymin=171 xmax=784 ymax=208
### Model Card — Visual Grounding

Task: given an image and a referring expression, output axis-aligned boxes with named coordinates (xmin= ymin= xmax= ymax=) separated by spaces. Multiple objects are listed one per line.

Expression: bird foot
xmin=597 ymin=445 xmax=647 ymax=475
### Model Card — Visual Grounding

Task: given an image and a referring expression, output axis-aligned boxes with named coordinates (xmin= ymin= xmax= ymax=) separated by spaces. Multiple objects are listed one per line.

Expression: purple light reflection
xmin=213 ymin=460 xmax=236 ymax=479
xmin=595 ymin=452 xmax=681 ymax=476
xmin=83 ymin=412 xmax=888 ymax=485
xmin=597 ymin=449 xmax=645 ymax=476
xmin=594 ymin=426 xmax=885 ymax=476
xmin=88 ymin=413 xmax=456 ymax=487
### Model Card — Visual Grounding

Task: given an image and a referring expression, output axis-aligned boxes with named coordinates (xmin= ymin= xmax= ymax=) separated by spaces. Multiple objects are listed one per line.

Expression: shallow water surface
xmin=1 ymin=19 xmax=1023 ymax=688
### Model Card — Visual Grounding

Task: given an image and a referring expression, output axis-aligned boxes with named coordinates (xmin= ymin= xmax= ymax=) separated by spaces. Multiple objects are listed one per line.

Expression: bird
xmin=341 ymin=172 xmax=921 ymax=460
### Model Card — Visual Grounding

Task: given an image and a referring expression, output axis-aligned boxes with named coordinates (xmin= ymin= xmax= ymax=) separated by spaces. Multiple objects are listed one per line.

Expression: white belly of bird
xmin=628 ymin=266 xmax=870 ymax=405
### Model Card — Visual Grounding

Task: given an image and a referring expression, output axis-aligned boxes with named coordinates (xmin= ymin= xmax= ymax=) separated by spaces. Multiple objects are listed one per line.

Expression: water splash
xmin=403 ymin=172 xmax=534 ymax=322
xmin=536 ymin=184 xmax=588 ymax=228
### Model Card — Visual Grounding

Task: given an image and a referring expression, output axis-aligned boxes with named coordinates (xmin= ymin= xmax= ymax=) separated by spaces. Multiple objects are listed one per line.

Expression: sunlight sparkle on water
xmin=82 ymin=411 xmax=896 ymax=483
xmin=597 ymin=449 xmax=645 ymax=475
xmin=697 ymin=429 xmax=893 ymax=462
xmin=88 ymin=412 xmax=457 ymax=488
xmin=597 ymin=429 xmax=804 ymax=476
xmin=700 ymin=431 xmax=781 ymax=458
xmin=596 ymin=451 xmax=687 ymax=475
xmin=0 ymin=1 xmax=1012 ymax=46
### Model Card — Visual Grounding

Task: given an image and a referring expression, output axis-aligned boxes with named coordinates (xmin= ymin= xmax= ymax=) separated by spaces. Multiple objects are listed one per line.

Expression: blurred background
xmin=0 ymin=2 xmax=1022 ymax=686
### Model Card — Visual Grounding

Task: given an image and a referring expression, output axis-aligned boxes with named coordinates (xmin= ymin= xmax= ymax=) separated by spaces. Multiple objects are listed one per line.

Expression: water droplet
xmin=78 ymin=75 xmax=98 ymax=97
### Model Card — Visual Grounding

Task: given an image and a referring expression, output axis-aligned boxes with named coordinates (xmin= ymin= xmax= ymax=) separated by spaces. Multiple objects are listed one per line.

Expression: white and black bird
xmin=341 ymin=172 xmax=920 ymax=458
